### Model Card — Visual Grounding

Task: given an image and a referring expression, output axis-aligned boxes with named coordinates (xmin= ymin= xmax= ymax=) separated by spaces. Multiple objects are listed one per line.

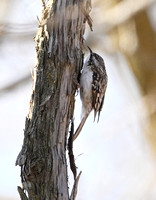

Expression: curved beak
xmin=87 ymin=46 xmax=93 ymax=55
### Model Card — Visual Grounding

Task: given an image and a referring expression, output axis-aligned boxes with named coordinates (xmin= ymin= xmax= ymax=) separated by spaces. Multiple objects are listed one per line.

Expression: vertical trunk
xmin=16 ymin=0 xmax=92 ymax=199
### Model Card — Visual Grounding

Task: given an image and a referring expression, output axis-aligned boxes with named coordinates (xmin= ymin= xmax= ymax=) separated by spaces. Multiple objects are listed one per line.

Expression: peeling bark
xmin=16 ymin=0 xmax=92 ymax=199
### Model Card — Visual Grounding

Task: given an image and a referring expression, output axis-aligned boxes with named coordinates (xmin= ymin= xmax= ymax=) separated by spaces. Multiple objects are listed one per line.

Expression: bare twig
xmin=41 ymin=0 xmax=46 ymax=9
xmin=70 ymin=171 xmax=82 ymax=200
xmin=17 ymin=186 xmax=29 ymax=200
xmin=68 ymin=120 xmax=77 ymax=179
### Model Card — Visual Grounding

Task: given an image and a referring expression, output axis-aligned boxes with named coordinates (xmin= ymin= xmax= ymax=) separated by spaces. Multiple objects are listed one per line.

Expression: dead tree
xmin=16 ymin=0 xmax=92 ymax=199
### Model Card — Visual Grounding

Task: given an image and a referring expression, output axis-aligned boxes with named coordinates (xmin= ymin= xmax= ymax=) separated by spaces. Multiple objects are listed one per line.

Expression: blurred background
xmin=0 ymin=0 xmax=156 ymax=199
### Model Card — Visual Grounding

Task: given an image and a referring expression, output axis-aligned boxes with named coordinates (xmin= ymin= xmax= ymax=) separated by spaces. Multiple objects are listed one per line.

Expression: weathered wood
xmin=16 ymin=0 xmax=92 ymax=199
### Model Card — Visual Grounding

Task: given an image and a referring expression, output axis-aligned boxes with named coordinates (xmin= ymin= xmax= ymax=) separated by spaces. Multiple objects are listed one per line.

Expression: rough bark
xmin=16 ymin=0 xmax=92 ymax=199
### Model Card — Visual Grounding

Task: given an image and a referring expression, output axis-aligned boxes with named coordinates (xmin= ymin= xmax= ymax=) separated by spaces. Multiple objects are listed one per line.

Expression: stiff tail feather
xmin=73 ymin=113 xmax=89 ymax=141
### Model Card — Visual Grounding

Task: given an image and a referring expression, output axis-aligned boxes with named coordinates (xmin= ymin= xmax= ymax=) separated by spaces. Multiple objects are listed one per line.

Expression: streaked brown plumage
xmin=73 ymin=47 xmax=108 ymax=141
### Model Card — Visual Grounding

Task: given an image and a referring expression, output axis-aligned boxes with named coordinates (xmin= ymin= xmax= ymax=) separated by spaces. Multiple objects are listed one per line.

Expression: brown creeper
xmin=73 ymin=47 xmax=108 ymax=141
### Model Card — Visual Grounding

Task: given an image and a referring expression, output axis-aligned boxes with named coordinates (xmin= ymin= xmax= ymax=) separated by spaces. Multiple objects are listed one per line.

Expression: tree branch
xmin=16 ymin=0 xmax=92 ymax=199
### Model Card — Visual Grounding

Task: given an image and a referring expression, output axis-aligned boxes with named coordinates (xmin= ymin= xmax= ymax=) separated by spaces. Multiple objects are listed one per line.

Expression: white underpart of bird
xmin=73 ymin=47 xmax=108 ymax=141
xmin=80 ymin=55 xmax=93 ymax=118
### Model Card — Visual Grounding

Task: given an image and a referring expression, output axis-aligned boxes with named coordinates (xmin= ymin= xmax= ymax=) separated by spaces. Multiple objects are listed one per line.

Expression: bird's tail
xmin=73 ymin=113 xmax=89 ymax=141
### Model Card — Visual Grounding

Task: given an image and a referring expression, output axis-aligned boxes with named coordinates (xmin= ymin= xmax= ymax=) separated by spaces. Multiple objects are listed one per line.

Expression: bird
xmin=73 ymin=46 xmax=108 ymax=141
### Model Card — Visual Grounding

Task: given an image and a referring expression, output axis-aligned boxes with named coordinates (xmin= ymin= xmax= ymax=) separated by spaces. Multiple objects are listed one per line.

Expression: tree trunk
xmin=16 ymin=0 xmax=92 ymax=199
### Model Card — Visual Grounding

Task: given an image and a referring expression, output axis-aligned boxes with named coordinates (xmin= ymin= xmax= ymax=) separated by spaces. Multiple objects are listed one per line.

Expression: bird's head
xmin=87 ymin=46 xmax=105 ymax=67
